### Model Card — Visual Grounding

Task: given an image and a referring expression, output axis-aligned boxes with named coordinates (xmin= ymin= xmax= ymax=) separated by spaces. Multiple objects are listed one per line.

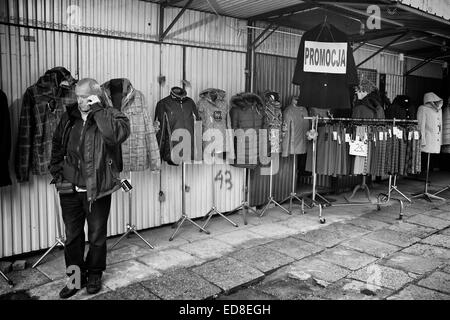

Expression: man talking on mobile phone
xmin=49 ymin=78 xmax=130 ymax=299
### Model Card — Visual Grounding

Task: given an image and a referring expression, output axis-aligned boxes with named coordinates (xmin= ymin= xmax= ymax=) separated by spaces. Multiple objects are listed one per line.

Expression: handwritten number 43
xmin=215 ymin=170 xmax=233 ymax=190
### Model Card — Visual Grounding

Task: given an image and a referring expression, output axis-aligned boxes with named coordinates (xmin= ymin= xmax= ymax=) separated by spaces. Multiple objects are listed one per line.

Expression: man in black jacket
xmin=49 ymin=78 xmax=130 ymax=299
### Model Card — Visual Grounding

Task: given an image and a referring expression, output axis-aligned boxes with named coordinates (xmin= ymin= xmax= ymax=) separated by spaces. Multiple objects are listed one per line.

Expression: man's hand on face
xmin=78 ymin=95 xmax=101 ymax=113
xmin=87 ymin=95 xmax=101 ymax=106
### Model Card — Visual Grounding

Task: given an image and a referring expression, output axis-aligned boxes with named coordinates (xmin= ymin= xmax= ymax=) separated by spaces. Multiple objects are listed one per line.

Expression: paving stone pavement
xmin=379 ymin=252 xmax=444 ymax=275
xmin=340 ymin=237 xmax=401 ymax=258
xmin=349 ymin=264 xmax=414 ymax=290
xmin=191 ymin=257 xmax=264 ymax=293
xmin=315 ymin=246 xmax=378 ymax=271
xmin=230 ymin=246 xmax=294 ymax=273
xmin=388 ymin=285 xmax=450 ymax=300
xmin=1 ymin=181 xmax=450 ymax=301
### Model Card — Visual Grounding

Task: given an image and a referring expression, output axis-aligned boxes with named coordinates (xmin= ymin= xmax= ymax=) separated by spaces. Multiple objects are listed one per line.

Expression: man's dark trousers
xmin=60 ymin=192 xmax=111 ymax=275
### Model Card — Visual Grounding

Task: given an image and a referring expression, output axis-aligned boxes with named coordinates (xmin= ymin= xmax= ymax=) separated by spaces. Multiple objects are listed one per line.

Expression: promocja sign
xmin=303 ymin=41 xmax=348 ymax=74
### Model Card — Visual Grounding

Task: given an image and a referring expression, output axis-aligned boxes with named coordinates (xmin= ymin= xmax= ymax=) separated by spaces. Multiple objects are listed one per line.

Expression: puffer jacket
xmin=49 ymin=102 xmax=130 ymax=204
xmin=155 ymin=87 xmax=201 ymax=165
xmin=15 ymin=67 xmax=77 ymax=182
xmin=230 ymin=93 xmax=265 ymax=168
xmin=197 ymin=88 xmax=234 ymax=158
xmin=102 ymin=79 xmax=160 ymax=172
xmin=417 ymin=92 xmax=443 ymax=154
xmin=352 ymin=91 xmax=385 ymax=119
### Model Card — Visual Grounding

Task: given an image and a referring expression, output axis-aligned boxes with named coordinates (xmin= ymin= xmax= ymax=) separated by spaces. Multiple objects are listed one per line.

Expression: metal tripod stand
xmin=0 ymin=269 xmax=13 ymax=287
xmin=308 ymin=116 xmax=331 ymax=207
xmin=283 ymin=154 xmax=312 ymax=213
xmin=259 ymin=156 xmax=291 ymax=217
xmin=230 ymin=168 xmax=259 ymax=225
xmin=110 ymin=172 xmax=154 ymax=250
xmin=201 ymin=154 xmax=238 ymax=232
xmin=32 ymin=190 xmax=65 ymax=268
xmin=386 ymin=175 xmax=412 ymax=203
xmin=412 ymin=153 xmax=445 ymax=202
xmin=169 ymin=162 xmax=210 ymax=241
xmin=347 ymin=175 xmax=372 ymax=203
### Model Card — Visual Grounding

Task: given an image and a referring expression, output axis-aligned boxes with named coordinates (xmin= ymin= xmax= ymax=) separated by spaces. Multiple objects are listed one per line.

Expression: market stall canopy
xmin=154 ymin=0 xmax=450 ymax=61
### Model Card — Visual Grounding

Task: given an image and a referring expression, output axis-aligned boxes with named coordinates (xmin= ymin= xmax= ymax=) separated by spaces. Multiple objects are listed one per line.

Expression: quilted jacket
xmin=197 ymin=88 xmax=234 ymax=158
xmin=230 ymin=93 xmax=265 ymax=168
xmin=102 ymin=79 xmax=160 ymax=172
xmin=15 ymin=67 xmax=77 ymax=182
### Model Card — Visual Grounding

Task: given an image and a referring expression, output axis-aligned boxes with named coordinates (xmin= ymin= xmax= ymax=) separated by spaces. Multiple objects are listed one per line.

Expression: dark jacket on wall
xmin=386 ymin=95 xmax=416 ymax=120
xmin=230 ymin=93 xmax=265 ymax=169
xmin=49 ymin=102 xmax=130 ymax=203
xmin=154 ymin=87 xmax=201 ymax=166
xmin=15 ymin=67 xmax=78 ymax=182
xmin=352 ymin=92 xmax=386 ymax=119
xmin=102 ymin=78 xmax=160 ymax=172
xmin=292 ymin=23 xmax=358 ymax=110
xmin=0 ymin=89 xmax=12 ymax=187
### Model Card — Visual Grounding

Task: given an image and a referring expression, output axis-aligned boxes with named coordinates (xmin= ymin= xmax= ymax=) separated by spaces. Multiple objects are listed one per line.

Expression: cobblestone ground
xmin=1 ymin=177 xmax=449 ymax=300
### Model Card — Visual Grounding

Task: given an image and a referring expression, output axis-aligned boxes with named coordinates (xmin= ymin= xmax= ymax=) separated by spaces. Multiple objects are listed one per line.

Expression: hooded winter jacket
xmin=352 ymin=91 xmax=385 ymax=119
xmin=197 ymin=88 xmax=234 ymax=157
xmin=281 ymin=97 xmax=309 ymax=157
xmin=102 ymin=79 xmax=160 ymax=172
xmin=417 ymin=92 xmax=443 ymax=154
xmin=15 ymin=67 xmax=77 ymax=182
xmin=155 ymin=87 xmax=201 ymax=165
xmin=49 ymin=102 xmax=130 ymax=203
xmin=230 ymin=93 xmax=265 ymax=168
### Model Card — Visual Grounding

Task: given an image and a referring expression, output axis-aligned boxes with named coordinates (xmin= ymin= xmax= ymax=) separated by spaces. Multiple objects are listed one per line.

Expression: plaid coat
xmin=15 ymin=67 xmax=77 ymax=182
xmin=102 ymin=79 xmax=160 ymax=172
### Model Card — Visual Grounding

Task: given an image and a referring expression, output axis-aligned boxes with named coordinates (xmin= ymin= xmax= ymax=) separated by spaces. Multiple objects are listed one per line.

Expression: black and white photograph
xmin=0 ymin=0 xmax=449 ymax=311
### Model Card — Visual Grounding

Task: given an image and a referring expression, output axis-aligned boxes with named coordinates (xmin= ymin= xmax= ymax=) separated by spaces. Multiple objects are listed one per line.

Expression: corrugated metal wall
xmin=0 ymin=0 xmax=247 ymax=258
xmin=0 ymin=25 xmax=78 ymax=257
xmin=254 ymin=53 xmax=298 ymax=107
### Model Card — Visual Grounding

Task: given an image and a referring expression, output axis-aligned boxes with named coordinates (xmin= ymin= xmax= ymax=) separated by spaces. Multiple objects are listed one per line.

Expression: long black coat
xmin=0 ymin=89 xmax=12 ymax=187
xmin=292 ymin=23 xmax=358 ymax=110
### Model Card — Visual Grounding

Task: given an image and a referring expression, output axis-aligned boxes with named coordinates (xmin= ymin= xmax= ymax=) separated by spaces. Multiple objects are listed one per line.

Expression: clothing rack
xmin=303 ymin=116 xmax=419 ymax=220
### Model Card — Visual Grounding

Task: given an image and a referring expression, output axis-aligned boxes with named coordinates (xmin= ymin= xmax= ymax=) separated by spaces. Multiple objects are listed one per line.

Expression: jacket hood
xmin=199 ymin=88 xmax=226 ymax=101
xmin=423 ymin=92 xmax=443 ymax=110
xmin=263 ymin=90 xmax=281 ymax=109
xmin=102 ymin=78 xmax=135 ymax=108
xmin=39 ymin=66 xmax=77 ymax=88
xmin=392 ymin=95 xmax=411 ymax=109
xmin=231 ymin=92 xmax=264 ymax=111
xmin=170 ymin=86 xmax=188 ymax=102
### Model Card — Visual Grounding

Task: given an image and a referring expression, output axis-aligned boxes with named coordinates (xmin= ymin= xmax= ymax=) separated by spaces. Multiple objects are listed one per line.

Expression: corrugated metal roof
xmin=172 ymin=0 xmax=306 ymax=19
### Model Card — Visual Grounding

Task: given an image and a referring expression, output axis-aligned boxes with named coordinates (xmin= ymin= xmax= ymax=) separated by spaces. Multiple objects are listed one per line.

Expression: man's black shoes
xmin=86 ymin=273 xmax=102 ymax=295
xmin=59 ymin=273 xmax=87 ymax=299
